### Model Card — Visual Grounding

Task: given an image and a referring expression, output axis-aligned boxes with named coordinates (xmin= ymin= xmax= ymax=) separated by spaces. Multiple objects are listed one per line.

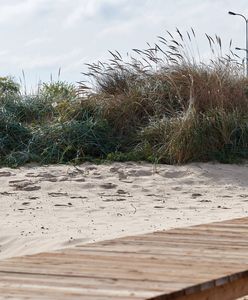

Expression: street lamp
xmin=235 ymin=47 xmax=248 ymax=52
xmin=228 ymin=11 xmax=248 ymax=76
xmin=235 ymin=48 xmax=247 ymax=74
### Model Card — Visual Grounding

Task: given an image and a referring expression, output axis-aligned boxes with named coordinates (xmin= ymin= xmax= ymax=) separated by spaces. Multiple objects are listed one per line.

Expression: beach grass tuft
xmin=1 ymin=30 xmax=248 ymax=166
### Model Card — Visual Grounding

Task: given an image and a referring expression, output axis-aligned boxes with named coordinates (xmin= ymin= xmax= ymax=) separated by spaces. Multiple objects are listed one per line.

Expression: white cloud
xmin=65 ymin=1 xmax=99 ymax=27
xmin=25 ymin=37 xmax=51 ymax=47
xmin=0 ymin=0 xmax=247 ymax=89
xmin=64 ymin=0 xmax=130 ymax=28
xmin=0 ymin=0 xmax=47 ymax=23
xmin=5 ymin=49 xmax=82 ymax=69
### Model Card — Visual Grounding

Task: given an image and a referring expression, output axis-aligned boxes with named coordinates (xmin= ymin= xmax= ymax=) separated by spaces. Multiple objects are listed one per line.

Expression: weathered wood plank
xmin=0 ymin=272 xmax=189 ymax=293
xmin=155 ymin=276 xmax=248 ymax=300
xmin=0 ymin=217 xmax=248 ymax=299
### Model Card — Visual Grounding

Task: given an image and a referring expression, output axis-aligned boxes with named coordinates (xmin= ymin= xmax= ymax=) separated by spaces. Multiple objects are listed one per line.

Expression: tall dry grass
xmin=77 ymin=29 xmax=248 ymax=163
xmin=1 ymin=29 xmax=248 ymax=166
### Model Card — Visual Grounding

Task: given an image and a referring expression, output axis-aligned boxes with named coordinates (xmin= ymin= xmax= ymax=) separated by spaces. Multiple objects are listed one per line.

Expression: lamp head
xmin=235 ymin=47 xmax=242 ymax=50
xmin=228 ymin=11 xmax=236 ymax=15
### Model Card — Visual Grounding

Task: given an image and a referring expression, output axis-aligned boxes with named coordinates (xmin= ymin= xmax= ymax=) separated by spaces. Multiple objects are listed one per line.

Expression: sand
xmin=0 ymin=161 xmax=248 ymax=261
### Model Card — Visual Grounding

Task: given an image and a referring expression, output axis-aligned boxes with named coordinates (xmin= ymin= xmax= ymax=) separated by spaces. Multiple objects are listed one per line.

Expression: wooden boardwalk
xmin=0 ymin=217 xmax=248 ymax=300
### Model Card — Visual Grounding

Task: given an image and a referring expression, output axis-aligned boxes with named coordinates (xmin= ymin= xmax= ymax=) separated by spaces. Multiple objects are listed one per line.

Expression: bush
xmin=2 ymin=30 xmax=248 ymax=167
xmin=0 ymin=114 xmax=31 ymax=165
xmin=29 ymin=118 xmax=116 ymax=164
xmin=138 ymin=110 xmax=248 ymax=163
xmin=39 ymin=81 xmax=76 ymax=102
xmin=0 ymin=77 xmax=20 ymax=98
xmin=1 ymin=95 xmax=54 ymax=124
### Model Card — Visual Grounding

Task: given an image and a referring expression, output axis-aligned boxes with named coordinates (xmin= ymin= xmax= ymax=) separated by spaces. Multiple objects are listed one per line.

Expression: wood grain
xmin=0 ymin=217 xmax=248 ymax=299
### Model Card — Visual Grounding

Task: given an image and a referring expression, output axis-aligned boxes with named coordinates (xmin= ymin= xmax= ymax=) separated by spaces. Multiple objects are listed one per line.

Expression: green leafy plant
xmin=0 ymin=77 xmax=20 ymax=98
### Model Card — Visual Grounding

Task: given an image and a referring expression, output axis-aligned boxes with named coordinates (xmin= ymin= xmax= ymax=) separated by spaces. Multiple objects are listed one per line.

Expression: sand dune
xmin=0 ymin=162 xmax=248 ymax=260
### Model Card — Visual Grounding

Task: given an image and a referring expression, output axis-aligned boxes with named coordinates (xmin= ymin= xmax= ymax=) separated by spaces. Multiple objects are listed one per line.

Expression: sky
xmin=0 ymin=0 xmax=248 ymax=90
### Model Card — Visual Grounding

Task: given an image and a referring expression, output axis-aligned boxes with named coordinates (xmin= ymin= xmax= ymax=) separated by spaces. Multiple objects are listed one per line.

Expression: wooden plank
xmin=10 ymin=251 xmax=247 ymax=265
xmin=1 ymin=250 xmax=245 ymax=276
xmin=63 ymin=246 xmax=248 ymax=259
xmin=153 ymin=276 xmax=248 ymax=300
xmin=0 ymin=217 xmax=248 ymax=299
xmin=0 ymin=272 xmax=189 ymax=293
xmin=0 ymin=282 xmax=155 ymax=299
xmin=0 ymin=286 xmax=145 ymax=300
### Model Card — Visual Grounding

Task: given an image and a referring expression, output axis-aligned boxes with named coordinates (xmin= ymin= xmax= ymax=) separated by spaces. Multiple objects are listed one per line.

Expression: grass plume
xmin=1 ymin=29 xmax=248 ymax=166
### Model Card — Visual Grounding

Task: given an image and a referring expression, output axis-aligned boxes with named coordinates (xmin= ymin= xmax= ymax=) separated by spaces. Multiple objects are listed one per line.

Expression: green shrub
xmin=0 ymin=95 xmax=54 ymax=124
xmin=2 ymin=30 xmax=248 ymax=167
xmin=138 ymin=110 xmax=248 ymax=164
xmin=0 ymin=114 xmax=31 ymax=160
xmin=0 ymin=77 xmax=20 ymax=98
xmin=29 ymin=118 xmax=116 ymax=164
xmin=39 ymin=81 xmax=76 ymax=102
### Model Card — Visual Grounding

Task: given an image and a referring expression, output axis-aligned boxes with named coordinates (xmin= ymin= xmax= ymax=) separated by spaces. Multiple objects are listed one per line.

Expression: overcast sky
xmin=1 ymin=0 xmax=248 ymax=89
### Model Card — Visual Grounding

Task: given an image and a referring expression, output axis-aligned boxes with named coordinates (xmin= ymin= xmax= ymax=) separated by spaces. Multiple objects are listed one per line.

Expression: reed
xmin=1 ymin=29 xmax=248 ymax=166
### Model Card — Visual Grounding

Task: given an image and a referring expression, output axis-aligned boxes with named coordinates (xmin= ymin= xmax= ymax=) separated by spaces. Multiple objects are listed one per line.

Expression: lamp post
xmin=229 ymin=11 xmax=248 ymax=76
xmin=235 ymin=47 xmax=247 ymax=75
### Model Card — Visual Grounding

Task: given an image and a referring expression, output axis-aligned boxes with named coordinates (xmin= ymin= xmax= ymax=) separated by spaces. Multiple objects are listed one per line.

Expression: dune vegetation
xmin=1 ymin=29 xmax=248 ymax=167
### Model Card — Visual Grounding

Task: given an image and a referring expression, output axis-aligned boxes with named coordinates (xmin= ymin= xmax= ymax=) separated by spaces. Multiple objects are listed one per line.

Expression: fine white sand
xmin=0 ymin=162 xmax=248 ymax=261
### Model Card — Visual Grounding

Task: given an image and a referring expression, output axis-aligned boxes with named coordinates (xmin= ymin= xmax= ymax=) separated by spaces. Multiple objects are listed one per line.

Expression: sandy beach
xmin=0 ymin=161 xmax=248 ymax=261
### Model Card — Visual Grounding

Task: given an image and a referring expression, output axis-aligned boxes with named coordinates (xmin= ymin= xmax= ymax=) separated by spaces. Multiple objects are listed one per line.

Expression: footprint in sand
xmin=117 ymin=189 xmax=128 ymax=195
xmin=0 ymin=191 xmax=16 ymax=196
xmin=120 ymin=179 xmax=133 ymax=183
xmin=118 ymin=171 xmax=128 ymax=180
xmin=239 ymin=194 xmax=248 ymax=198
xmin=70 ymin=195 xmax=88 ymax=199
xmin=172 ymin=186 xmax=182 ymax=191
xmin=109 ymin=167 xmax=129 ymax=179
xmin=25 ymin=172 xmax=37 ymax=178
xmin=110 ymin=167 xmax=120 ymax=173
xmin=72 ymin=178 xmax=86 ymax=182
xmin=100 ymin=183 xmax=117 ymax=189
xmin=93 ymin=172 xmax=101 ymax=176
xmin=0 ymin=171 xmax=15 ymax=177
xmin=198 ymin=199 xmax=212 ymax=203
xmin=26 ymin=172 xmax=58 ymax=182
xmin=29 ymin=196 xmax=39 ymax=200
xmin=48 ymin=192 xmax=68 ymax=197
xmin=9 ymin=180 xmax=41 ymax=191
xmin=217 ymin=205 xmax=231 ymax=210
xmin=85 ymin=166 xmax=98 ymax=171
xmin=80 ymin=183 xmax=96 ymax=189
xmin=59 ymin=176 xmax=72 ymax=182
xmin=26 ymin=172 xmax=56 ymax=178
xmin=40 ymin=177 xmax=58 ymax=182
xmin=102 ymin=198 xmax=126 ymax=202
xmin=191 ymin=193 xmax=203 ymax=198
xmin=99 ymin=191 xmax=132 ymax=199
xmin=54 ymin=203 xmax=73 ymax=207
xmin=22 ymin=185 xmax=41 ymax=191
xmin=9 ymin=179 xmax=31 ymax=185
xmin=146 ymin=193 xmax=161 ymax=197
xmin=181 ymin=180 xmax=195 ymax=185
xmin=160 ymin=170 xmax=190 ymax=179
xmin=127 ymin=169 xmax=153 ymax=177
